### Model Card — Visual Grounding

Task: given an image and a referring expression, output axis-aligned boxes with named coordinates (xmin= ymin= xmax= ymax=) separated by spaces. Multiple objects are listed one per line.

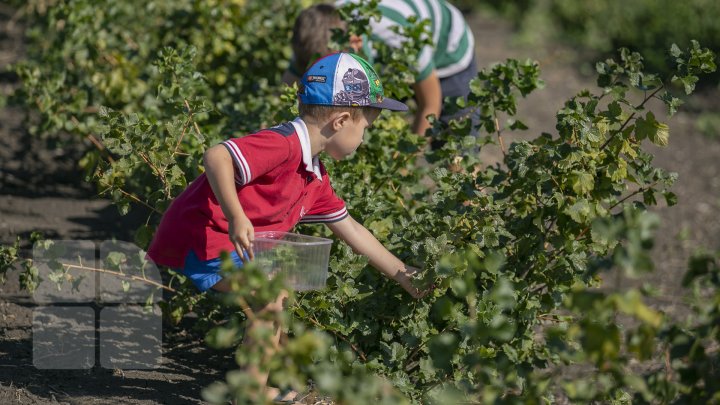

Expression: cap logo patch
xmin=333 ymin=68 xmax=370 ymax=106
xmin=307 ymin=75 xmax=326 ymax=83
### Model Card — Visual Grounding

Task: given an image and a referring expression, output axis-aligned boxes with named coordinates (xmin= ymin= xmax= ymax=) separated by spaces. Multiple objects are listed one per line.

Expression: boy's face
xmin=326 ymin=108 xmax=381 ymax=160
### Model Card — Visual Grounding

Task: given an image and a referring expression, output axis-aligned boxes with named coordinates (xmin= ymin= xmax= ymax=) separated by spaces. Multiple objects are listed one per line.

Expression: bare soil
xmin=1 ymin=6 xmax=719 ymax=405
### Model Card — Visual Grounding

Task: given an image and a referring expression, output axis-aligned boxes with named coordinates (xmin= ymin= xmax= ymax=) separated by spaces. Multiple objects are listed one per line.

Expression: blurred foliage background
xmin=465 ymin=0 xmax=720 ymax=85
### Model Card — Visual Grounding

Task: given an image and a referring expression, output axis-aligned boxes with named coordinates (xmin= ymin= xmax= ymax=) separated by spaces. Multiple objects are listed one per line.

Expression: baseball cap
xmin=299 ymin=52 xmax=408 ymax=111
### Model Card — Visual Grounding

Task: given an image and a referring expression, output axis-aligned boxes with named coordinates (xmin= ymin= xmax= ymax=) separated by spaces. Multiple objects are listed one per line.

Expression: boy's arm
xmin=326 ymin=216 xmax=427 ymax=298
xmin=412 ymin=70 xmax=442 ymax=136
xmin=203 ymin=144 xmax=254 ymax=261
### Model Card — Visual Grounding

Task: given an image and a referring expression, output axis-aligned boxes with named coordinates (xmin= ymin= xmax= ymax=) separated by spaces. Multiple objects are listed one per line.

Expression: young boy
xmin=147 ymin=52 xmax=425 ymax=402
xmin=283 ymin=1 xmax=478 ymax=138
xmin=148 ymin=51 xmax=423 ymax=298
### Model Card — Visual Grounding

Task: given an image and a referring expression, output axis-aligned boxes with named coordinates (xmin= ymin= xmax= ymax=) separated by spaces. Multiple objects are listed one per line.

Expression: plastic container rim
xmin=254 ymin=231 xmax=332 ymax=246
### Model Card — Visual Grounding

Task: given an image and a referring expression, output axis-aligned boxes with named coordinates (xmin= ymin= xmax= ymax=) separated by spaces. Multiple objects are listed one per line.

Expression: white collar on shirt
xmin=291 ymin=117 xmax=323 ymax=181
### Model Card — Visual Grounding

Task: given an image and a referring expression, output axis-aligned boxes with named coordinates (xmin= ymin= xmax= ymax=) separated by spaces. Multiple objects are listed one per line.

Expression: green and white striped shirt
xmin=339 ymin=0 xmax=475 ymax=81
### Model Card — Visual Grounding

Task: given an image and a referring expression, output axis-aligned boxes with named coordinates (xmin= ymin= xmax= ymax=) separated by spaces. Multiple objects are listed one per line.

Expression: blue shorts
xmin=176 ymin=250 xmax=246 ymax=292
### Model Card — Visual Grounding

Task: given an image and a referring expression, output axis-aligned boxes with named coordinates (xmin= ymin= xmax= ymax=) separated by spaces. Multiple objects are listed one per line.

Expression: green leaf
xmin=663 ymin=191 xmax=677 ymax=206
xmin=483 ymin=251 xmax=505 ymax=274
xmin=650 ymin=122 xmax=669 ymax=147
xmin=106 ymin=251 xmax=127 ymax=269
xmin=206 ymin=326 xmax=239 ymax=349
xmin=607 ymin=160 xmax=628 ymax=182
xmin=201 ymin=382 xmax=229 ymax=404
xmin=670 ymin=43 xmax=682 ymax=58
xmin=659 ymin=91 xmax=683 ymax=116
xmin=635 ymin=111 xmax=669 ymax=146
xmin=566 ymin=199 xmax=592 ymax=223
xmin=134 ymin=225 xmax=154 ymax=250
xmin=429 ymin=333 xmax=458 ymax=373
xmin=508 ymin=119 xmax=528 ymax=130
xmin=570 ymin=171 xmax=595 ymax=195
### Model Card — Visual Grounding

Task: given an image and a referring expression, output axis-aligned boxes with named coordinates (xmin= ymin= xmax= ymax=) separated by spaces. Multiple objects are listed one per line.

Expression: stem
xmin=543 ymin=217 xmax=557 ymax=246
xmin=608 ymin=180 xmax=659 ymax=211
xmin=192 ymin=121 xmax=202 ymax=139
xmin=97 ymin=178 xmax=161 ymax=214
xmin=85 ymin=134 xmax=116 ymax=163
xmin=173 ymin=100 xmax=194 ymax=155
xmin=402 ymin=324 xmax=453 ymax=371
xmin=494 ymin=114 xmax=506 ymax=158
xmin=599 ymin=86 xmax=664 ymax=151
xmin=138 ymin=151 xmax=171 ymax=197
xmin=526 ymin=178 xmax=659 ymax=280
xmin=537 ymin=314 xmax=563 ymax=323
xmin=62 ymin=263 xmax=175 ymax=292
xmin=372 ymin=152 xmax=413 ymax=195
xmin=174 ymin=120 xmax=191 ymax=156
xmin=530 ymin=283 xmax=547 ymax=294
xmin=664 ymin=345 xmax=673 ymax=382
xmin=405 ymin=344 xmax=425 ymax=369
xmin=237 ymin=296 xmax=257 ymax=322
xmin=304 ymin=314 xmax=367 ymax=362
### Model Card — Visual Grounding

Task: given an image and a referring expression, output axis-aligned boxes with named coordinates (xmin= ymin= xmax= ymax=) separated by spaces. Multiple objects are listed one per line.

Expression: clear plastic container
xmin=253 ymin=231 xmax=333 ymax=291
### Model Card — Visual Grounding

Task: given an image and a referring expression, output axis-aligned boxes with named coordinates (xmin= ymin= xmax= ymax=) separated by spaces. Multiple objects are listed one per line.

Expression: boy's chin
xmin=326 ymin=150 xmax=346 ymax=160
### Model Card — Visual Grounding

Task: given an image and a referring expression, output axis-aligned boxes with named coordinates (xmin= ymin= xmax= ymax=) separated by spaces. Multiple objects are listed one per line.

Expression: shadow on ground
xmin=0 ymin=277 xmax=236 ymax=405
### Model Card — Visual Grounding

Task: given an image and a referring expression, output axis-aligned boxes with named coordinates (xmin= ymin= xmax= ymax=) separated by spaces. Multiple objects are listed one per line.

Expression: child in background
xmin=147 ymin=52 xmax=427 ymax=402
xmin=283 ymin=0 xmax=478 ymax=140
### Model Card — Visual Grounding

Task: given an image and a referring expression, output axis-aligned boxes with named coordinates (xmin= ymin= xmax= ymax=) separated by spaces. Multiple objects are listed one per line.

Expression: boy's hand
xmin=229 ymin=215 xmax=254 ymax=263
xmin=393 ymin=265 xmax=430 ymax=299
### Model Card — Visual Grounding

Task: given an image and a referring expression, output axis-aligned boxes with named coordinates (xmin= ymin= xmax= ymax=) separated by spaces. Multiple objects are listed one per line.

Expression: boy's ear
xmin=331 ymin=111 xmax=352 ymax=131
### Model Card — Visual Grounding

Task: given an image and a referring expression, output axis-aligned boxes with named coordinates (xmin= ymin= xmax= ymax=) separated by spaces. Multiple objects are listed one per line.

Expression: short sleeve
xmin=416 ymin=44 xmax=435 ymax=81
xmin=221 ymin=131 xmax=291 ymax=186
xmin=300 ymin=170 xmax=348 ymax=224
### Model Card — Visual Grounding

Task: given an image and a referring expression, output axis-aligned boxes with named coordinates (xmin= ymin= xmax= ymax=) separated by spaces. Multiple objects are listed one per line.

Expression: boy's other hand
xmin=229 ymin=215 xmax=254 ymax=262
xmin=394 ymin=265 xmax=431 ymax=299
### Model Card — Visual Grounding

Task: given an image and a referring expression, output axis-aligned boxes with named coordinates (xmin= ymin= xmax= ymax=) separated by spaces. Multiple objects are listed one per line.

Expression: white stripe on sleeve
xmin=221 ymin=141 xmax=252 ymax=185
xmin=299 ymin=207 xmax=349 ymax=223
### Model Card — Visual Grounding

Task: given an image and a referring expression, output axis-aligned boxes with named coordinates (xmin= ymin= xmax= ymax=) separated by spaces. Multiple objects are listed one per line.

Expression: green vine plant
xmin=1 ymin=0 xmax=718 ymax=403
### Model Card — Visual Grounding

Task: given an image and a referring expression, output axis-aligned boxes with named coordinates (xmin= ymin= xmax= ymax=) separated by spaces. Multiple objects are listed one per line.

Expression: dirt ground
xmin=1 ymin=5 xmax=719 ymax=405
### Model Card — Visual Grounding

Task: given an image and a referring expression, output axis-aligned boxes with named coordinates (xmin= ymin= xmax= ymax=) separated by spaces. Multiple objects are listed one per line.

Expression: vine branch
xmin=62 ymin=263 xmax=175 ymax=292
xmin=599 ymin=86 xmax=664 ymax=151
xmin=97 ymin=178 xmax=161 ymax=214
xmin=304 ymin=313 xmax=367 ymax=362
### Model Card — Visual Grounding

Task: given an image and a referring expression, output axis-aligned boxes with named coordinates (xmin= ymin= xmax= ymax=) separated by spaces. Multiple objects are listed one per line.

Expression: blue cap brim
xmin=370 ymin=97 xmax=408 ymax=112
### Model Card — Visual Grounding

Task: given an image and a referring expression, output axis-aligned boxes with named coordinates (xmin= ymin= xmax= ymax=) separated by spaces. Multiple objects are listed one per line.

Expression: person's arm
xmin=203 ymin=144 xmax=254 ymax=261
xmin=412 ymin=70 xmax=443 ymax=136
xmin=327 ymin=216 xmax=427 ymax=298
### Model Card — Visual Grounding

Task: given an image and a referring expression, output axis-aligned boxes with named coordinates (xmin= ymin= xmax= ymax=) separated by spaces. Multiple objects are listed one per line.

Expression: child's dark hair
xmin=292 ymin=4 xmax=345 ymax=74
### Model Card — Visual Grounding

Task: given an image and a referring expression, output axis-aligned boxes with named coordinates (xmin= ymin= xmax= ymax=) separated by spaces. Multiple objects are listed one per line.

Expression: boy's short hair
xmin=292 ymin=4 xmax=345 ymax=75
xmin=298 ymin=99 xmax=372 ymax=121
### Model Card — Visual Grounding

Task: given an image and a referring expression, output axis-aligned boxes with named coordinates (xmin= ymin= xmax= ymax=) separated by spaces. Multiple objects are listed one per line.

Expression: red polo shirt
xmin=147 ymin=118 xmax=348 ymax=268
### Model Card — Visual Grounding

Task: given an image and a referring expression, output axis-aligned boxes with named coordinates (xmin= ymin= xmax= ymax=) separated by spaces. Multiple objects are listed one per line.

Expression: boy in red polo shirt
xmin=148 ymin=52 xmax=424 ymax=298
xmin=147 ymin=52 xmax=424 ymax=402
